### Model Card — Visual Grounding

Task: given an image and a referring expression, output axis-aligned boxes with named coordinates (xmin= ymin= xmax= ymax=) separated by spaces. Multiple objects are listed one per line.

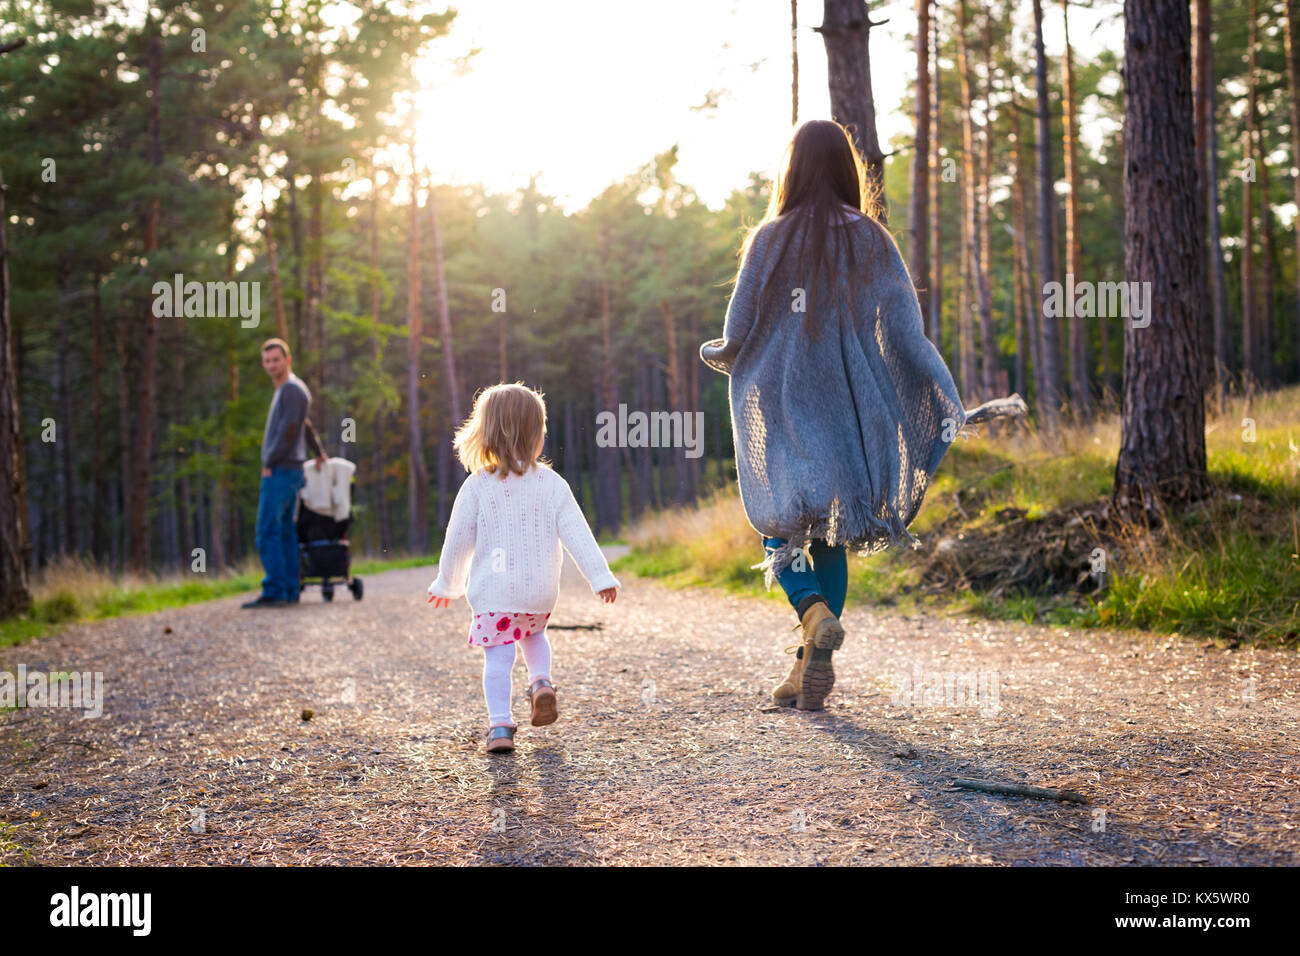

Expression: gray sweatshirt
xmin=261 ymin=373 xmax=313 ymax=469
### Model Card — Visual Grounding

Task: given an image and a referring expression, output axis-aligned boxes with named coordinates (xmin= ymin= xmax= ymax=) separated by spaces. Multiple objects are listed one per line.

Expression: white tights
xmin=482 ymin=630 xmax=552 ymax=728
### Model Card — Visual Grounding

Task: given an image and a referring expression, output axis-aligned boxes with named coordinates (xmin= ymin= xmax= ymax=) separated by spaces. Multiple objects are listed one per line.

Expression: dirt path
xmin=2 ymin=553 xmax=1297 ymax=865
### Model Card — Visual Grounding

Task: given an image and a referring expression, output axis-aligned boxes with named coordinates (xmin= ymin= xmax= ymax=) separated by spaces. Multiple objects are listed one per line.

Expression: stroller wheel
xmin=349 ymin=577 xmax=364 ymax=601
xmin=321 ymin=585 xmax=335 ymax=602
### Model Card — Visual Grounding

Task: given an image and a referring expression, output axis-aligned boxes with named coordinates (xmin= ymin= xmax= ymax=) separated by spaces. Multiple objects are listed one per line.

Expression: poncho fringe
xmin=745 ymin=397 xmax=1024 ymax=592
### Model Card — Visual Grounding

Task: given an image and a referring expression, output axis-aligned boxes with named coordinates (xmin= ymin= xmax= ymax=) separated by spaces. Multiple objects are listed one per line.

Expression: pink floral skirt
xmin=469 ymin=610 xmax=551 ymax=648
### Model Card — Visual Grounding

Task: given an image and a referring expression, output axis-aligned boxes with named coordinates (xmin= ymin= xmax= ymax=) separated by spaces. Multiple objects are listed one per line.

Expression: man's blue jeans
xmin=762 ymin=536 xmax=847 ymax=619
xmin=256 ymin=466 xmax=306 ymax=601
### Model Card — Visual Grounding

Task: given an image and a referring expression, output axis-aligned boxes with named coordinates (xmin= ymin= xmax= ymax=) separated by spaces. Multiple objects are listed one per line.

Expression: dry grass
xmin=1 ymin=555 xmax=265 ymax=648
xmin=623 ymin=486 xmax=754 ymax=563
xmin=617 ymin=386 xmax=1300 ymax=643
xmin=29 ymin=553 xmax=263 ymax=602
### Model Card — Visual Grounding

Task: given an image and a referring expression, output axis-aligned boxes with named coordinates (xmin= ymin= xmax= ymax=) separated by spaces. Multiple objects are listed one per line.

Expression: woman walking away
xmin=700 ymin=119 xmax=1019 ymax=711
xmin=427 ymin=383 xmax=620 ymax=754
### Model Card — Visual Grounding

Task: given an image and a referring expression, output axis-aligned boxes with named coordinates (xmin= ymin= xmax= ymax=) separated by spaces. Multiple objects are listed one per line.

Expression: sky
xmin=409 ymin=0 xmax=1124 ymax=212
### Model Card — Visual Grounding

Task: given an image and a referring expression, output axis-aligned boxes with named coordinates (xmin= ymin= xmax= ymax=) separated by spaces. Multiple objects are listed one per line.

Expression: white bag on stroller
xmin=301 ymin=457 xmax=356 ymax=522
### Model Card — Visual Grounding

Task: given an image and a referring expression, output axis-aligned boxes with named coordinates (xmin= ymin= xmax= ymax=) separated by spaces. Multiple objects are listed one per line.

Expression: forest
xmin=1 ymin=0 xmax=1297 ymax=619
xmin=4 ymin=0 xmax=1300 ymax=882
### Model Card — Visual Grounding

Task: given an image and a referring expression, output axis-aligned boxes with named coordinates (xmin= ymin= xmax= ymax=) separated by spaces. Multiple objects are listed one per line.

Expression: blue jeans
xmin=762 ymin=536 xmax=847 ymax=619
xmin=256 ymin=466 xmax=306 ymax=601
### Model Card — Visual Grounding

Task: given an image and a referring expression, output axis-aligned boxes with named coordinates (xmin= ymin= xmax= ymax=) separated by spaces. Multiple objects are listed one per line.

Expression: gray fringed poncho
xmin=700 ymin=211 xmax=967 ymax=591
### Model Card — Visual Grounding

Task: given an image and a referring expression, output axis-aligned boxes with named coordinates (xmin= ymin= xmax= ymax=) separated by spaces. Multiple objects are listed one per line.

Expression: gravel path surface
xmin=3 ymin=552 xmax=1297 ymax=865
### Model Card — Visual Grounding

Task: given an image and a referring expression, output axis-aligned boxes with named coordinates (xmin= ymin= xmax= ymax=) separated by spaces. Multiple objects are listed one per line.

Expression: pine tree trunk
xmin=686 ymin=310 xmax=700 ymax=500
xmin=1286 ymin=0 xmax=1300 ymax=380
xmin=57 ymin=267 xmax=76 ymax=553
xmin=287 ymin=162 xmax=304 ymax=342
xmin=307 ymin=161 xmax=326 ymax=423
xmin=927 ymin=0 xmax=943 ymax=351
xmin=406 ymin=178 xmax=428 ymax=553
xmin=1099 ymin=290 xmax=1113 ymax=402
xmin=1013 ymin=90 xmax=1047 ymax=414
xmin=369 ymin=174 xmax=392 ymax=553
xmin=305 ymin=44 xmax=326 ymax=425
xmin=1206 ymin=52 xmax=1231 ymax=394
xmin=638 ymin=362 xmax=656 ymax=502
xmin=650 ymin=364 xmax=665 ymax=509
xmin=0 ymin=162 xmax=31 ymax=615
xmin=791 ymin=0 xmax=800 ymax=126
xmin=1241 ymin=0 xmax=1259 ymax=393
xmin=217 ymin=352 xmax=238 ymax=573
xmin=957 ymin=180 xmax=973 ymax=400
xmin=656 ymin=248 xmax=687 ymax=504
xmin=977 ymin=3 xmax=996 ymax=402
xmin=436 ymin=428 xmax=450 ymax=532
xmin=1010 ymin=142 xmax=1028 ymax=401
xmin=957 ymin=0 xmax=981 ymax=402
xmin=1061 ymin=0 xmax=1089 ymax=418
xmin=429 ymin=190 xmax=462 ymax=425
xmin=167 ymin=291 xmax=192 ymax=568
xmin=210 ymin=475 xmax=226 ymax=575
xmin=115 ymin=311 xmax=132 ymax=568
xmin=1237 ymin=46 xmax=1258 ymax=390
xmin=1032 ymin=0 xmax=1061 ymax=430
xmin=129 ymin=16 xmax=163 ymax=572
xmin=91 ymin=274 xmax=106 ymax=562
xmin=563 ymin=399 xmax=580 ymax=500
xmin=1252 ymin=101 xmax=1277 ymax=388
xmin=1012 ymin=254 xmax=1026 ymax=398
xmin=596 ymin=274 xmax=621 ymax=532
xmin=1113 ymin=0 xmax=1208 ymax=515
xmin=910 ymin=0 xmax=931 ymax=324
xmin=498 ymin=313 xmax=507 ymax=380
xmin=1193 ymin=0 xmax=1219 ymax=403
xmin=663 ymin=300 xmax=688 ymax=503
xmin=817 ymin=0 xmax=888 ymax=218
xmin=263 ymin=193 xmax=289 ymax=341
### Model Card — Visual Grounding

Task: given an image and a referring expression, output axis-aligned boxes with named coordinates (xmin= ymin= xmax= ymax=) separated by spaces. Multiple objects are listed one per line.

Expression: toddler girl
xmin=427 ymin=383 xmax=620 ymax=753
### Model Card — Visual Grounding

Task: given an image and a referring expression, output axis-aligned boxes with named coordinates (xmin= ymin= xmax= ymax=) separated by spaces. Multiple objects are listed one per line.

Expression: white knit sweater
xmin=426 ymin=462 xmax=621 ymax=613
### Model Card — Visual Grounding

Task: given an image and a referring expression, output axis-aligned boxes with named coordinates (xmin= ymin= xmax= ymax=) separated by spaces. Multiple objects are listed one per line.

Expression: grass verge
xmin=0 ymin=553 xmax=437 ymax=649
xmin=614 ymin=387 xmax=1300 ymax=646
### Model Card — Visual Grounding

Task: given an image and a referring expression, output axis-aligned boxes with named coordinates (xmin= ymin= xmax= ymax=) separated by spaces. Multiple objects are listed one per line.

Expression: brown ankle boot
xmin=795 ymin=600 xmax=845 ymax=710
xmin=772 ymin=626 xmax=809 ymax=707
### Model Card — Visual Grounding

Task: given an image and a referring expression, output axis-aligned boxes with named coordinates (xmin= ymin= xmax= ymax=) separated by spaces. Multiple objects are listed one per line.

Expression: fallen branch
xmin=953 ymin=778 xmax=1090 ymax=804
xmin=963 ymin=393 xmax=1029 ymax=425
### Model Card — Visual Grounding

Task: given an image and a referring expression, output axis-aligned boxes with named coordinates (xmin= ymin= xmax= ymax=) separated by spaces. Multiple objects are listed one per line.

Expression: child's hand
xmin=428 ymin=595 xmax=450 ymax=608
xmin=598 ymin=587 xmax=617 ymax=604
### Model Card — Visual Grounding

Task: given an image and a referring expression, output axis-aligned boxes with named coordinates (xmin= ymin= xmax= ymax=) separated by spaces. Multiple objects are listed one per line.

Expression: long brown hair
xmin=735 ymin=119 xmax=885 ymax=338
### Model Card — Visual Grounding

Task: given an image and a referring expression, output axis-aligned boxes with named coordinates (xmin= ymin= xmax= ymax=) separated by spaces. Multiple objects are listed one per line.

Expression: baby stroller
xmin=297 ymin=457 xmax=363 ymax=602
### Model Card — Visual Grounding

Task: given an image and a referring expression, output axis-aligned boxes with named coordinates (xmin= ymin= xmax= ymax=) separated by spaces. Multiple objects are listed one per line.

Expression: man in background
xmin=243 ymin=338 xmax=326 ymax=608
